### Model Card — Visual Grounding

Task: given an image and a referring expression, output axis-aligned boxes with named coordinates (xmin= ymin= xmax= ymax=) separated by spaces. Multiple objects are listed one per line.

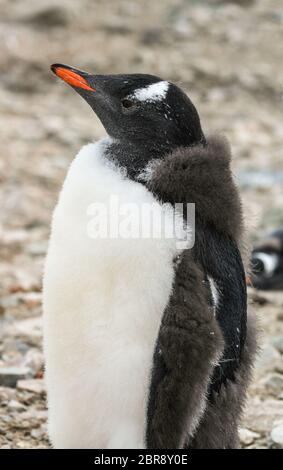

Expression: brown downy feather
xmin=145 ymin=135 xmax=258 ymax=449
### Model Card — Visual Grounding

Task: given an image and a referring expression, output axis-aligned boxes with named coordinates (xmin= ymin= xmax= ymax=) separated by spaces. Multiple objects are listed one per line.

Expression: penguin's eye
xmin=121 ymin=98 xmax=136 ymax=109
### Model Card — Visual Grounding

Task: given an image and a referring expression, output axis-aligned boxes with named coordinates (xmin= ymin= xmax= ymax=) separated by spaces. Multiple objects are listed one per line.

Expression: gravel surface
xmin=0 ymin=0 xmax=282 ymax=449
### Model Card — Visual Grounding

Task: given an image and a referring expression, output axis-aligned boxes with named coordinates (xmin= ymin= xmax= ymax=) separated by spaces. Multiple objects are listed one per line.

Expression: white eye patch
xmin=254 ymin=252 xmax=279 ymax=276
xmin=131 ymin=81 xmax=169 ymax=103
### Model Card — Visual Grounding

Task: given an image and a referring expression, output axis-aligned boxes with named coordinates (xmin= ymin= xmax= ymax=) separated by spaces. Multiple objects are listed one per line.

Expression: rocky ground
xmin=0 ymin=0 xmax=283 ymax=449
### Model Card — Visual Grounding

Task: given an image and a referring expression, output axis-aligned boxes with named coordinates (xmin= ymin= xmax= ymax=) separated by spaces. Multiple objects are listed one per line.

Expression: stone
xmin=0 ymin=386 xmax=17 ymax=401
xmin=16 ymin=441 xmax=31 ymax=449
xmin=255 ymin=344 xmax=281 ymax=374
xmin=140 ymin=29 xmax=163 ymax=45
xmin=20 ymin=292 xmax=42 ymax=309
xmin=243 ymin=398 xmax=283 ymax=434
xmin=270 ymin=423 xmax=283 ymax=448
xmin=1 ymin=416 xmax=12 ymax=424
xmin=274 ymin=363 xmax=283 ymax=374
xmin=31 ymin=425 xmax=46 ymax=440
xmin=23 ymin=6 xmax=70 ymax=28
xmin=272 ymin=336 xmax=283 ymax=354
xmin=23 ymin=349 xmax=44 ymax=376
xmin=0 ymin=295 xmax=19 ymax=309
xmin=262 ymin=374 xmax=283 ymax=395
xmin=3 ymin=339 xmax=29 ymax=355
xmin=239 ymin=427 xmax=260 ymax=445
xmin=17 ymin=379 xmax=45 ymax=395
xmin=27 ymin=241 xmax=48 ymax=257
xmin=249 ymin=291 xmax=269 ymax=305
xmin=7 ymin=400 xmax=26 ymax=412
xmin=8 ymin=317 xmax=42 ymax=346
xmin=0 ymin=367 xmax=31 ymax=387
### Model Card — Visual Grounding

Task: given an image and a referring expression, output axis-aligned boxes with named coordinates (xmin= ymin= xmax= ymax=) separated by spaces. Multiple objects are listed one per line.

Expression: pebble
xmin=8 ymin=317 xmax=42 ymax=347
xmin=262 ymin=374 xmax=283 ymax=395
xmin=7 ymin=400 xmax=26 ymax=412
xmin=20 ymin=292 xmax=42 ymax=309
xmin=3 ymin=339 xmax=29 ymax=355
xmin=23 ymin=349 xmax=44 ymax=376
xmin=255 ymin=344 xmax=281 ymax=373
xmin=23 ymin=6 xmax=70 ymax=28
xmin=0 ymin=386 xmax=16 ymax=401
xmin=0 ymin=295 xmax=19 ymax=309
xmin=239 ymin=428 xmax=260 ymax=445
xmin=17 ymin=379 xmax=45 ymax=395
xmin=238 ymin=170 xmax=283 ymax=189
xmin=274 ymin=363 xmax=283 ymax=374
xmin=31 ymin=425 xmax=46 ymax=440
xmin=16 ymin=441 xmax=32 ymax=449
xmin=243 ymin=398 xmax=283 ymax=434
xmin=27 ymin=242 xmax=47 ymax=257
xmin=0 ymin=367 xmax=31 ymax=388
xmin=249 ymin=291 xmax=269 ymax=306
xmin=270 ymin=423 xmax=283 ymax=448
xmin=272 ymin=336 xmax=283 ymax=354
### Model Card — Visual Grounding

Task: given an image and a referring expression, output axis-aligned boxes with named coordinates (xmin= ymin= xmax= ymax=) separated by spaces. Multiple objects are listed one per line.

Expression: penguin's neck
xmin=104 ymin=138 xmax=174 ymax=181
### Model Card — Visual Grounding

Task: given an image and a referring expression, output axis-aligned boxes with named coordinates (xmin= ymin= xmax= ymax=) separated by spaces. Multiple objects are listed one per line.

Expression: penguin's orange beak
xmin=51 ymin=64 xmax=96 ymax=92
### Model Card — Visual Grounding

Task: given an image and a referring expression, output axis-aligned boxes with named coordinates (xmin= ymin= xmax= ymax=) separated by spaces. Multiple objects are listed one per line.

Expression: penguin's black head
xmin=51 ymin=63 xmax=205 ymax=176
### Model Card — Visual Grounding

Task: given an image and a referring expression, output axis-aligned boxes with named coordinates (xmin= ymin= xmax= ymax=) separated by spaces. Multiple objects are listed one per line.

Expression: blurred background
xmin=0 ymin=0 xmax=283 ymax=449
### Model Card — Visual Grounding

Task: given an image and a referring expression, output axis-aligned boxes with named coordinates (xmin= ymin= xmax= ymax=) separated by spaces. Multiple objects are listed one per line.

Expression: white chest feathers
xmin=43 ymin=138 xmax=187 ymax=449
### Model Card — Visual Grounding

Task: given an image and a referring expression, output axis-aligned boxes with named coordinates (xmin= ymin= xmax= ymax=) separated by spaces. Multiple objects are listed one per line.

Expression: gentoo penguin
xmin=43 ymin=63 xmax=257 ymax=449
xmin=251 ymin=227 xmax=283 ymax=290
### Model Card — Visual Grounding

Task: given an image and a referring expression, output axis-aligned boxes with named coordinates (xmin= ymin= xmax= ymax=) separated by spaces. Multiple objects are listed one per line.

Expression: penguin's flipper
xmin=186 ymin=228 xmax=257 ymax=448
xmin=196 ymin=227 xmax=248 ymax=395
xmin=187 ymin=312 xmax=258 ymax=449
xmin=146 ymin=251 xmax=224 ymax=449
